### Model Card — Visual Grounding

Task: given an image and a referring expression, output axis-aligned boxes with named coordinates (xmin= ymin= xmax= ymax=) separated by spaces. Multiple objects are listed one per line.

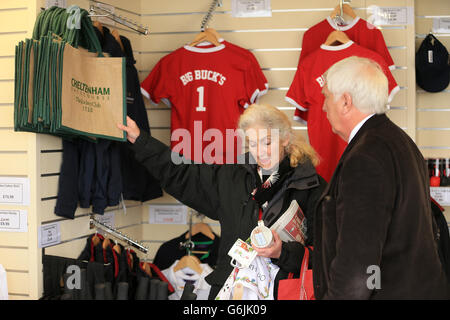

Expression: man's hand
xmin=252 ymin=230 xmax=282 ymax=259
xmin=117 ymin=116 xmax=140 ymax=144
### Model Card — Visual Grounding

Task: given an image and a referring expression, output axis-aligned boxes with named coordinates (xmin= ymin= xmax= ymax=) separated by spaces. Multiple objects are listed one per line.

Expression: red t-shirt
xmin=286 ymin=41 xmax=399 ymax=182
xmin=294 ymin=16 xmax=396 ymax=123
xmin=141 ymin=42 xmax=268 ymax=164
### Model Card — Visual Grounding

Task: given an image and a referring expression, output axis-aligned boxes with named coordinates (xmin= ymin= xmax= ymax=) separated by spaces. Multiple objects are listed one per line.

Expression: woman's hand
xmin=117 ymin=116 xmax=140 ymax=144
xmin=252 ymin=230 xmax=282 ymax=259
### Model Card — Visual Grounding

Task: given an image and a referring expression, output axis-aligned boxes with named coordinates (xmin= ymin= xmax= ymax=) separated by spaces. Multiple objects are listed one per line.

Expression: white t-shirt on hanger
xmin=162 ymin=260 xmax=213 ymax=300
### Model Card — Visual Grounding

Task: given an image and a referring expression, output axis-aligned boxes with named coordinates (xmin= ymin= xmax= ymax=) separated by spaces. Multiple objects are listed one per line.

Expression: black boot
xmin=95 ymin=283 xmax=106 ymax=300
xmin=116 ymin=282 xmax=129 ymax=300
xmin=135 ymin=277 xmax=149 ymax=300
xmin=148 ymin=279 xmax=160 ymax=300
xmin=157 ymin=281 xmax=169 ymax=300
xmin=104 ymin=282 xmax=114 ymax=300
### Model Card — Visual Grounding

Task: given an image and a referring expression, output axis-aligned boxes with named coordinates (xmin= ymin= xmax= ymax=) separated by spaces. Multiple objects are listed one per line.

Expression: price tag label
xmin=368 ymin=6 xmax=413 ymax=26
xmin=232 ymin=0 xmax=272 ymax=18
xmin=0 ymin=210 xmax=28 ymax=232
xmin=39 ymin=222 xmax=61 ymax=248
xmin=433 ymin=18 xmax=450 ymax=34
xmin=95 ymin=212 xmax=115 ymax=228
xmin=0 ymin=177 xmax=30 ymax=205
xmin=149 ymin=205 xmax=187 ymax=225
xmin=430 ymin=187 xmax=450 ymax=206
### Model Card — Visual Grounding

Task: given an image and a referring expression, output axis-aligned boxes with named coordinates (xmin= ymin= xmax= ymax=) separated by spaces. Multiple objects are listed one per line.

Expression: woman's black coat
xmin=132 ymin=131 xmax=327 ymax=298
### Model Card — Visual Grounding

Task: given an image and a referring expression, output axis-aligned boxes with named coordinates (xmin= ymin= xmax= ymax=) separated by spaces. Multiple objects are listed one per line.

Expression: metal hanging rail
xmin=88 ymin=4 xmax=148 ymax=35
xmin=200 ymin=0 xmax=222 ymax=31
xmin=90 ymin=215 xmax=148 ymax=254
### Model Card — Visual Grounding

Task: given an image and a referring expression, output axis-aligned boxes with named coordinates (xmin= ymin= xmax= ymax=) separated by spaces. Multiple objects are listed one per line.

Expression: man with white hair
xmin=313 ymin=56 xmax=449 ymax=299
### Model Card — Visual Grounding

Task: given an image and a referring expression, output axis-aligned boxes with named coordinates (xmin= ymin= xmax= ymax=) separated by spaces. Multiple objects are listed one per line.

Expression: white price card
xmin=39 ymin=222 xmax=61 ymax=248
xmin=0 ymin=210 xmax=28 ymax=233
xmin=0 ymin=177 xmax=30 ymax=206
xmin=430 ymin=187 xmax=450 ymax=206
xmin=232 ymin=0 xmax=271 ymax=18
xmin=368 ymin=6 xmax=413 ymax=26
xmin=95 ymin=212 xmax=115 ymax=229
xmin=433 ymin=18 xmax=450 ymax=34
xmin=149 ymin=205 xmax=187 ymax=225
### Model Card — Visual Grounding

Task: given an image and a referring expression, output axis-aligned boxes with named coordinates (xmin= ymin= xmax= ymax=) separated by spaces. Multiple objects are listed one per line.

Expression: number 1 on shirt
xmin=196 ymin=86 xmax=206 ymax=112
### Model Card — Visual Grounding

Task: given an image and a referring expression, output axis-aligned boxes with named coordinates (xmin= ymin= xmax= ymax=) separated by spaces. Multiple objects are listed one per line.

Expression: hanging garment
xmin=285 ymin=42 xmax=399 ymax=182
xmin=0 ymin=264 xmax=8 ymax=300
xmin=162 ymin=260 xmax=213 ymax=300
xmin=291 ymin=15 xmax=395 ymax=125
xmin=153 ymin=231 xmax=221 ymax=271
xmin=215 ymin=256 xmax=280 ymax=300
xmin=117 ymin=34 xmax=163 ymax=202
xmin=140 ymin=40 xmax=268 ymax=164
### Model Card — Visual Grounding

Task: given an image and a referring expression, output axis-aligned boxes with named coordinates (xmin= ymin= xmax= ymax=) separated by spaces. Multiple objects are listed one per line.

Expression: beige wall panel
xmin=144 ymin=10 xmax=365 ymax=34
xmin=389 ymin=48 xmax=407 ymax=67
xmin=0 ymin=81 xmax=14 ymax=103
xmin=417 ymin=111 xmax=450 ymax=128
xmin=380 ymin=29 xmax=408 ymax=47
xmin=415 ymin=0 xmax=450 ymax=15
xmin=391 ymin=68 xmax=407 ymax=88
xmin=40 ymin=175 xmax=58 ymax=199
xmin=0 ymin=130 xmax=28 ymax=151
xmin=40 ymin=152 xmax=62 ymax=175
xmin=0 ymin=153 xmax=28 ymax=175
xmin=39 ymin=135 xmax=62 ymax=151
xmin=0 ymin=231 xmax=27 ymax=247
xmin=417 ymin=91 xmax=450 ymax=107
xmin=43 ymin=237 xmax=87 ymax=259
xmin=0 ymin=1 xmax=29 ymax=9
xmin=6 ymin=272 xmax=29 ymax=295
xmin=263 ymin=70 xmax=296 ymax=88
xmin=150 ymin=128 xmax=171 ymax=146
xmin=0 ymin=106 xmax=14 ymax=127
xmin=0 ymin=33 xmax=26 ymax=57
xmin=141 ymin=31 xmax=308 ymax=52
xmin=40 ymin=199 xmax=92 ymax=223
xmin=386 ymin=109 xmax=408 ymax=128
xmin=417 ymin=131 xmax=450 ymax=147
xmin=421 ymin=148 xmax=450 ymax=159
xmin=390 ymin=88 xmax=407 ymax=107
xmin=0 ymin=9 xmax=28 ymax=33
xmin=140 ymin=0 xmax=366 ymax=14
xmin=366 ymin=0 xmax=409 ymax=6
xmin=0 ymin=57 xmax=15 ymax=80
xmin=258 ymin=90 xmax=291 ymax=106
xmin=147 ymin=109 xmax=170 ymax=128
xmin=0 ymin=248 xmax=28 ymax=271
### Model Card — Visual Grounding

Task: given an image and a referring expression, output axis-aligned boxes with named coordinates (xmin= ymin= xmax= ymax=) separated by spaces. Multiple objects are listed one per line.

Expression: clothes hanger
xmin=189 ymin=27 xmax=221 ymax=47
xmin=324 ymin=30 xmax=351 ymax=46
xmin=93 ymin=20 xmax=104 ymax=35
xmin=330 ymin=2 xmax=357 ymax=20
xmin=102 ymin=237 xmax=111 ymax=250
xmin=173 ymin=254 xmax=203 ymax=275
xmin=186 ymin=222 xmax=215 ymax=240
xmin=111 ymin=29 xmax=125 ymax=52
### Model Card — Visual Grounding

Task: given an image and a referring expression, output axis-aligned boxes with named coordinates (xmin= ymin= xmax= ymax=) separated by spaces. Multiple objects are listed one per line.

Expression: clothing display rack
xmin=200 ymin=0 xmax=222 ymax=31
xmin=333 ymin=0 xmax=352 ymax=26
xmin=89 ymin=215 xmax=149 ymax=254
xmin=88 ymin=3 xmax=148 ymax=35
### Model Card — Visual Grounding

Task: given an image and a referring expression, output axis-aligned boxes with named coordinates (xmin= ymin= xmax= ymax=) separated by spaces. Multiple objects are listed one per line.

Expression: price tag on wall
xmin=232 ymin=0 xmax=272 ymax=18
xmin=0 ymin=177 xmax=30 ymax=206
xmin=430 ymin=187 xmax=450 ymax=206
xmin=0 ymin=210 xmax=28 ymax=233
xmin=368 ymin=6 xmax=414 ymax=26
xmin=149 ymin=205 xmax=187 ymax=225
xmin=39 ymin=222 xmax=61 ymax=248
xmin=433 ymin=18 xmax=450 ymax=34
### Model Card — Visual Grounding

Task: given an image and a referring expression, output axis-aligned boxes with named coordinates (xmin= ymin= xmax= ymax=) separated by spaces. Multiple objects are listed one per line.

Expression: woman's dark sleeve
xmin=131 ymin=131 xmax=221 ymax=220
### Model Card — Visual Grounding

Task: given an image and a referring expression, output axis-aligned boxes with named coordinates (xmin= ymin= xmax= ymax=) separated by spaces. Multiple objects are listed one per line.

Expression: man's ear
xmin=341 ymin=92 xmax=353 ymax=115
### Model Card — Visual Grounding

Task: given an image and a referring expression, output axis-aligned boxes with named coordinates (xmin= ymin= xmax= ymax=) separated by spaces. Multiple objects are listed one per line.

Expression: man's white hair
xmin=324 ymin=56 xmax=389 ymax=114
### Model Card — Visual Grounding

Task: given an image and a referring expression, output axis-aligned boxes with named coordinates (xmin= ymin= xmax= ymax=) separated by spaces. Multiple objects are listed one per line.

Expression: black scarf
xmin=252 ymin=156 xmax=293 ymax=209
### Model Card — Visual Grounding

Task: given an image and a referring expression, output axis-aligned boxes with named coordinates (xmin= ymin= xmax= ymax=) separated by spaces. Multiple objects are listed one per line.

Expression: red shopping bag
xmin=277 ymin=246 xmax=315 ymax=300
